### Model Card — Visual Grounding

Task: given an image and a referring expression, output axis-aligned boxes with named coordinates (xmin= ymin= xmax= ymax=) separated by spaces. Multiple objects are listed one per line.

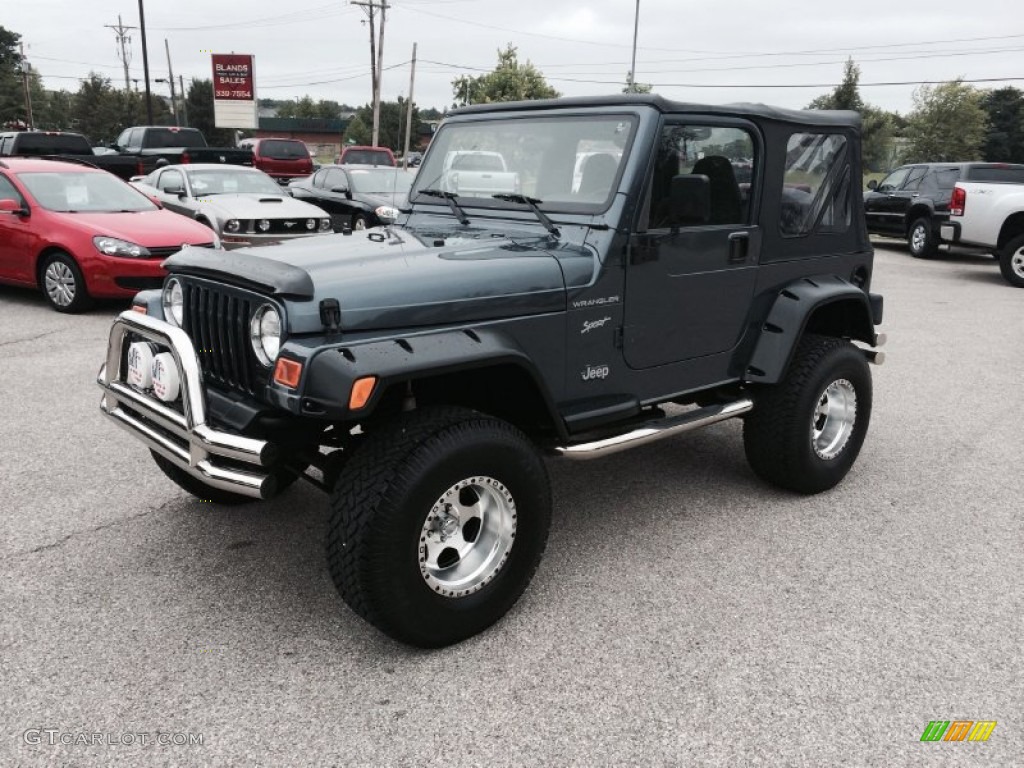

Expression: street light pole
xmin=137 ymin=0 xmax=154 ymax=123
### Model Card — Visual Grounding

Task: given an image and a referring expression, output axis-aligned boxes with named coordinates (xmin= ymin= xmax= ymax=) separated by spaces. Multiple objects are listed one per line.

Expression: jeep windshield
xmin=411 ymin=114 xmax=637 ymax=213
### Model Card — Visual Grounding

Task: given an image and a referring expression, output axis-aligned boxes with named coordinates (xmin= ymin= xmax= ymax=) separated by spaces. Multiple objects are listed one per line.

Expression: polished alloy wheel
xmin=1012 ymin=248 xmax=1024 ymax=279
xmin=44 ymin=261 xmax=77 ymax=307
xmin=811 ymin=378 xmax=857 ymax=460
xmin=419 ymin=476 xmax=517 ymax=597
xmin=910 ymin=224 xmax=927 ymax=254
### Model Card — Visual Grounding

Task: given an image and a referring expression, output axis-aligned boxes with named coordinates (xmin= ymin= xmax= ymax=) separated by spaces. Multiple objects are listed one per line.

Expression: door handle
xmin=728 ymin=231 xmax=749 ymax=263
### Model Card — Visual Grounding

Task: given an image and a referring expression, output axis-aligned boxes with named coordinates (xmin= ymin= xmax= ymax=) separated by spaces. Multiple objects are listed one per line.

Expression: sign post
xmin=211 ymin=54 xmax=257 ymax=129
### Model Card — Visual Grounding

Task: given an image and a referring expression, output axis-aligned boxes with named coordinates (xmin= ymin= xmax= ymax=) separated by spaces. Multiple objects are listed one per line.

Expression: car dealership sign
xmin=211 ymin=54 xmax=257 ymax=129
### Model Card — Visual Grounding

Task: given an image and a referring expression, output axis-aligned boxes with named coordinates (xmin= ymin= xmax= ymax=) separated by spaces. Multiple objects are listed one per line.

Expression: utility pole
xmin=164 ymin=39 xmax=178 ymax=125
xmin=352 ymin=0 xmax=390 ymax=147
xmin=105 ymin=14 xmax=137 ymax=91
xmin=628 ymin=0 xmax=640 ymax=93
xmin=402 ymin=43 xmax=416 ymax=167
xmin=20 ymin=43 xmax=34 ymax=130
xmin=137 ymin=0 xmax=154 ymax=124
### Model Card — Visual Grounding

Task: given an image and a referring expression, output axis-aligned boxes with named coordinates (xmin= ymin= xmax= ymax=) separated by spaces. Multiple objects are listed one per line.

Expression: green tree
xmin=342 ymin=97 xmax=419 ymax=150
xmin=70 ymin=73 xmax=118 ymax=142
xmin=451 ymin=44 xmax=559 ymax=106
xmin=981 ymin=86 xmax=1024 ymax=162
xmin=0 ymin=26 xmax=26 ymax=127
xmin=184 ymin=79 xmax=235 ymax=145
xmin=905 ymin=79 xmax=988 ymax=162
xmin=808 ymin=58 xmax=864 ymax=112
xmin=622 ymin=72 xmax=652 ymax=94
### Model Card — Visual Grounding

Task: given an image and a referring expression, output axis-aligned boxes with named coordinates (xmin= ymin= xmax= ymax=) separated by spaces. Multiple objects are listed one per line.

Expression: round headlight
xmin=306 ymin=218 xmax=317 ymax=230
xmin=225 ymin=219 xmax=241 ymax=233
xmin=162 ymin=278 xmax=183 ymax=327
xmin=249 ymin=304 xmax=281 ymax=365
xmin=258 ymin=219 xmax=271 ymax=232
xmin=320 ymin=218 xmax=332 ymax=231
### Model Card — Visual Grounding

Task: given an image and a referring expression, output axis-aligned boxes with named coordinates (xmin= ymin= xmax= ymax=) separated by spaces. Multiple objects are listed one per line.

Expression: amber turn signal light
xmin=131 ymin=304 xmax=147 ymax=314
xmin=273 ymin=357 xmax=303 ymax=388
xmin=349 ymin=376 xmax=377 ymax=410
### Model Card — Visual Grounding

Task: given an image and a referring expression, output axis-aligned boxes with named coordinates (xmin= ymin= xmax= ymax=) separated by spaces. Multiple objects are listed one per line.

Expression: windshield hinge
xmin=319 ymin=298 xmax=341 ymax=334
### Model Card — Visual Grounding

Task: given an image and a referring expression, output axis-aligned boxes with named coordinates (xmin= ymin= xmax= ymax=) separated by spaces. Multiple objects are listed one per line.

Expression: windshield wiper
xmin=492 ymin=193 xmax=560 ymax=239
xmin=418 ymin=188 xmax=469 ymax=225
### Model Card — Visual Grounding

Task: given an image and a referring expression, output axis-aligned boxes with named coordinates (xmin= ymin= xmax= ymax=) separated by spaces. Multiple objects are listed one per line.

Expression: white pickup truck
xmin=940 ymin=164 xmax=1024 ymax=287
xmin=440 ymin=150 xmax=519 ymax=197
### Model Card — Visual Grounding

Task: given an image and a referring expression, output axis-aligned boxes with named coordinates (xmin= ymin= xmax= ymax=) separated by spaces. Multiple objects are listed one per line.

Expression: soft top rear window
xmin=260 ymin=140 xmax=309 ymax=160
xmin=964 ymin=166 xmax=1024 ymax=184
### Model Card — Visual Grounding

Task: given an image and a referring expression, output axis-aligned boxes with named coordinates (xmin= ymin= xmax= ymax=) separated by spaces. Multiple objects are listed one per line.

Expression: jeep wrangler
xmin=97 ymin=95 xmax=885 ymax=647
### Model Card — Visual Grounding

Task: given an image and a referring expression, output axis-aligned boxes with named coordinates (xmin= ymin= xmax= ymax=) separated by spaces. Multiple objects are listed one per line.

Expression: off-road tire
xmin=907 ymin=217 xmax=938 ymax=259
xmin=998 ymin=234 xmax=1024 ymax=288
xmin=150 ymin=450 xmax=305 ymax=505
xmin=326 ymin=406 xmax=551 ymax=647
xmin=39 ymin=250 xmax=93 ymax=313
xmin=743 ymin=334 xmax=872 ymax=494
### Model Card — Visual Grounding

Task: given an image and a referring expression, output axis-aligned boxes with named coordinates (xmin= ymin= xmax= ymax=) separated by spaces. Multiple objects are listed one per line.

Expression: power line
xmin=104 ymin=15 xmax=136 ymax=90
xmin=151 ymin=3 xmax=344 ymax=31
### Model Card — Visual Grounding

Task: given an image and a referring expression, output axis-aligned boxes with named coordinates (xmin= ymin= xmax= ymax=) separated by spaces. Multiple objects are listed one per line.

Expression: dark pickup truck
xmin=97 ymin=94 xmax=885 ymax=648
xmin=110 ymin=126 xmax=252 ymax=175
xmin=0 ymin=131 xmax=141 ymax=180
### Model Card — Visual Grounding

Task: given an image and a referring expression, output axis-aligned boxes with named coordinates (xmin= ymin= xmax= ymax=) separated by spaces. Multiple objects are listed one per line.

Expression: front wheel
xmin=39 ymin=251 xmax=92 ymax=313
xmin=743 ymin=335 xmax=872 ymax=494
xmin=326 ymin=407 xmax=551 ymax=647
xmin=351 ymin=214 xmax=367 ymax=231
xmin=998 ymin=234 xmax=1024 ymax=287
xmin=907 ymin=217 xmax=938 ymax=258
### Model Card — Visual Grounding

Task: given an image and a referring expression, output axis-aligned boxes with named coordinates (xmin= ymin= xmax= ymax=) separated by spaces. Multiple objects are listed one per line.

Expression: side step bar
xmin=553 ymin=398 xmax=753 ymax=461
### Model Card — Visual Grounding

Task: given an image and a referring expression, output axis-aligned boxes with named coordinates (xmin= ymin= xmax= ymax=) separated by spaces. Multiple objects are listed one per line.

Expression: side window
xmin=157 ymin=170 xmax=184 ymax=193
xmin=901 ymin=166 xmax=927 ymax=192
xmin=0 ymin=136 xmax=10 ymax=154
xmin=645 ymin=123 xmax=755 ymax=230
xmin=325 ymin=169 xmax=347 ymax=190
xmin=0 ymin=173 xmax=24 ymax=204
xmin=126 ymin=128 xmax=143 ymax=150
xmin=876 ymin=167 xmax=909 ymax=193
xmin=780 ymin=133 xmax=850 ymax=237
xmin=115 ymin=128 xmax=132 ymax=148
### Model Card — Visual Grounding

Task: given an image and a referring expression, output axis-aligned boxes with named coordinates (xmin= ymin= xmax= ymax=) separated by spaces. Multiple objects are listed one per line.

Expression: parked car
xmin=110 ymin=126 xmax=253 ymax=176
xmin=334 ymin=145 xmax=396 ymax=166
xmin=288 ymin=165 xmax=415 ymax=230
xmin=0 ymin=157 xmax=217 ymax=312
xmin=939 ymin=166 xmax=1024 ymax=287
xmin=437 ymin=150 xmax=519 ymax=196
xmin=0 ymin=131 xmax=141 ymax=180
xmin=131 ymin=164 xmax=331 ymax=247
xmin=237 ymin=137 xmax=314 ymax=184
xmin=97 ymin=95 xmax=884 ymax=647
xmin=403 ymin=151 xmax=423 ymax=168
xmin=864 ymin=162 xmax=1024 ymax=257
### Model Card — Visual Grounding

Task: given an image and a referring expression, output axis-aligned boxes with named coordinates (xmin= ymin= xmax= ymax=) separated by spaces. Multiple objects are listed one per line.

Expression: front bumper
xmin=96 ymin=311 xmax=278 ymax=499
xmin=221 ymin=231 xmax=328 ymax=249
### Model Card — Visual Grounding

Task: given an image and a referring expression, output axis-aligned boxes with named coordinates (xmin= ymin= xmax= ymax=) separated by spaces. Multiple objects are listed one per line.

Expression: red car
xmin=0 ymin=157 xmax=218 ymax=312
xmin=334 ymin=145 xmax=396 ymax=167
xmin=237 ymin=137 xmax=314 ymax=183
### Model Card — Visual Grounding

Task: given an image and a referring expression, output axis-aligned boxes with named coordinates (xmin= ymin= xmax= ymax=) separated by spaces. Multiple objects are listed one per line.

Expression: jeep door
xmin=623 ymin=119 xmax=760 ymax=369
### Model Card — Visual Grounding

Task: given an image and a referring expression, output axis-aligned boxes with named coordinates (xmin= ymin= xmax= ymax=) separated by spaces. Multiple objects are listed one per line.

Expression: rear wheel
xmin=998 ymin=234 xmax=1024 ymax=287
xmin=744 ymin=335 xmax=872 ymax=494
xmin=39 ymin=251 xmax=92 ymax=313
xmin=326 ymin=407 xmax=551 ymax=647
xmin=908 ymin=217 xmax=938 ymax=258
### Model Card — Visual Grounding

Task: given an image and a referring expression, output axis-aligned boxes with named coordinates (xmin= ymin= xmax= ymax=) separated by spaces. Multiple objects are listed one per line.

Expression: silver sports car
xmin=132 ymin=164 xmax=332 ymax=248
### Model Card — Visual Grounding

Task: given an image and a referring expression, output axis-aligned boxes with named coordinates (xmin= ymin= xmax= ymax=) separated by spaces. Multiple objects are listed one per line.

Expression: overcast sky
xmin=6 ymin=0 xmax=1024 ymax=116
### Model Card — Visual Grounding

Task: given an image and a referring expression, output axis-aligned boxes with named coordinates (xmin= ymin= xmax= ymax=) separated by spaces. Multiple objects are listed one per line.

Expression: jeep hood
xmin=164 ymin=227 xmax=583 ymax=333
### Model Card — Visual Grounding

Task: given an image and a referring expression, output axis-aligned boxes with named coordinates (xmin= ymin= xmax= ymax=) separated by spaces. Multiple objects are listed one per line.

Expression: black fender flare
xmin=744 ymin=276 xmax=881 ymax=385
xmin=281 ymin=326 xmax=568 ymax=440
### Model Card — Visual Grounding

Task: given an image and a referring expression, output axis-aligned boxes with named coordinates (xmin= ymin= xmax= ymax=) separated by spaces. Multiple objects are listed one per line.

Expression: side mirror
xmin=147 ymin=195 xmax=163 ymax=208
xmin=0 ymin=198 xmax=27 ymax=216
xmin=164 ymin=185 xmax=184 ymax=196
xmin=331 ymin=186 xmax=351 ymax=197
xmin=866 ymin=179 xmax=878 ymax=191
xmin=669 ymin=174 xmax=711 ymax=226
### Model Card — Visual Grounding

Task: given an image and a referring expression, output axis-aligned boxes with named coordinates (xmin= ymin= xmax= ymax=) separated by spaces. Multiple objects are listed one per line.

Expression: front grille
xmin=263 ymin=219 xmax=314 ymax=235
xmin=181 ymin=281 xmax=257 ymax=395
xmin=149 ymin=243 xmax=216 ymax=259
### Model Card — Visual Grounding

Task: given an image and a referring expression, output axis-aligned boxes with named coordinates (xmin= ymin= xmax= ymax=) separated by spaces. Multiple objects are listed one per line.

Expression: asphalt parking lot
xmin=1 ymin=242 xmax=1021 ymax=767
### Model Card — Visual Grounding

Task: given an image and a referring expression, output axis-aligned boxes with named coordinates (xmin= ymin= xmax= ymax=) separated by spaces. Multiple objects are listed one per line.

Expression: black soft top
xmin=452 ymin=94 xmax=861 ymax=129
